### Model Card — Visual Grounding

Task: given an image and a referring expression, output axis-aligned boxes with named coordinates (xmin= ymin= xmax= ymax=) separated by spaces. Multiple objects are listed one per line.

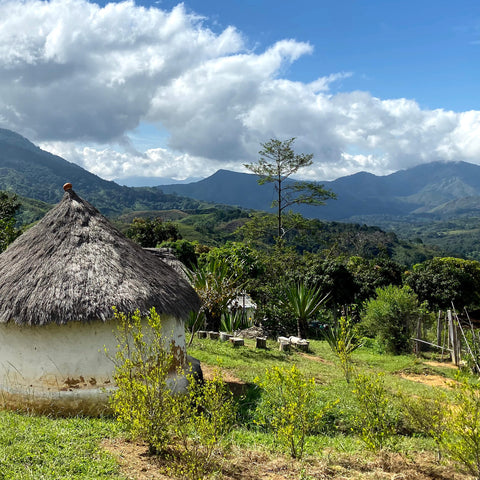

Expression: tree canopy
xmin=0 ymin=191 xmax=21 ymax=251
xmin=125 ymin=217 xmax=181 ymax=248
xmin=405 ymin=257 xmax=480 ymax=311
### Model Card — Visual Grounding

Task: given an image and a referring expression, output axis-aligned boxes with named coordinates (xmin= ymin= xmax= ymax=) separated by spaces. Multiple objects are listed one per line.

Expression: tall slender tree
xmin=244 ymin=138 xmax=335 ymax=240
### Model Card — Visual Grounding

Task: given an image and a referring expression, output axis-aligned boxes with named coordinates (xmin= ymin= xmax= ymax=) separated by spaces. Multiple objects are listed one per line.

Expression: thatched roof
xmin=0 ymin=188 xmax=200 ymax=325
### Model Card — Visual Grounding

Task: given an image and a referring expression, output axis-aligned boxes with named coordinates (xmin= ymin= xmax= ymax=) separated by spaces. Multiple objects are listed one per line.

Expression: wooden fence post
xmin=436 ymin=310 xmax=442 ymax=347
xmin=415 ymin=317 xmax=422 ymax=356
xmin=448 ymin=309 xmax=460 ymax=365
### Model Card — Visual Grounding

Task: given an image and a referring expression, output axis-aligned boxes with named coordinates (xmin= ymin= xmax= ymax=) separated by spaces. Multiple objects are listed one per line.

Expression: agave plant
xmin=220 ymin=309 xmax=251 ymax=334
xmin=284 ymin=282 xmax=329 ymax=339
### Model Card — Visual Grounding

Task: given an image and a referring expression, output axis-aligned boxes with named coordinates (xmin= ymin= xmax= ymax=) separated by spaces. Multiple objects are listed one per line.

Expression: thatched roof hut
xmin=0 ymin=186 xmax=199 ymax=415
xmin=0 ymin=188 xmax=199 ymax=325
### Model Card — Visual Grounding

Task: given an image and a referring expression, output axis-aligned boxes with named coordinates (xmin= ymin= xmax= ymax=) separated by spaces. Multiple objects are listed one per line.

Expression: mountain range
xmin=1 ymin=127 xmax=480 ymax=224
xmin=156 ymin=163 xmax=480 ymax=222
xmin=0 ymin=128 xmax=203 ymax=217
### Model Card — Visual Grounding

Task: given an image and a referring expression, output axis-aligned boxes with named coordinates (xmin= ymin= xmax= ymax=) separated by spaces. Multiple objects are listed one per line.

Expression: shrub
xmin=361 ymin=285 xmax=426 ymax=354
xmin=441 ymin=375 xmax=480 ymax=478
xmin=322 ymin=316 xmax=362 ymax=383
xmin=108 ymin=307 xmax=175 ymax=453
xmin=399 ymin=392 xmax=445 ymax=460
xmin=108 ymin=309 xmax=236 ymax=477
xmin=352 ymin=373 xmax=396 ymax=452
xmin=169 ymin=369 xmax=236 ymax=479
xmin=220 ymin=308 xmax=253 ymax=333
xmin=283 ymin=282 xmax=329 ymax=339
xmin=254 ymin=365 xmax=332 ymax=459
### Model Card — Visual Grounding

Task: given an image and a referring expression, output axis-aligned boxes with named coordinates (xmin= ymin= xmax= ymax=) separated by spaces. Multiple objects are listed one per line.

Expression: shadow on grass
xmin=234 ymin=382 xmax=262 ymax=426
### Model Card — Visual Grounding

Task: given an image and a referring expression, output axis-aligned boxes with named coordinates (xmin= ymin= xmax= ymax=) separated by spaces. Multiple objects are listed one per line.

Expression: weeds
xmin=322 ymin=316 xmax=362 ymax=383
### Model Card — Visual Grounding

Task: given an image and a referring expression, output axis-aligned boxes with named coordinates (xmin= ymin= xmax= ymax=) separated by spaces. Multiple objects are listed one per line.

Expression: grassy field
xmin=0 ymin=337 xmax=473 ymax=479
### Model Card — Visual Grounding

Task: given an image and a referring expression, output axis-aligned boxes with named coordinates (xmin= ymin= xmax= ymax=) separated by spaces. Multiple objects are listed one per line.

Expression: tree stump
xmin=220 ymin=332 xmax=233 ymax=342
xmin=197 ymin=330 xmax=207 ymax=339
xmin=208 ymin=331 xmax=219 ymax=340
xmin=229 ymin=337 xmax=244 ymax=347
xmin=278 ymin=340 xmax=290 ymax=352
xmin=289 ymin=336 xmax=309 ymax=352
xmin=296 ymin=341 xmax=309 ymax=352
xmin=256 ymin=337 xmax=267 ymax=349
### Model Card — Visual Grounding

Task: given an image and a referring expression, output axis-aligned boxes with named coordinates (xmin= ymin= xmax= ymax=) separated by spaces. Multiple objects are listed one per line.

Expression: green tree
xmin=247 ymin=246 xmax=307 ymax=335
xmin=201 ymin=242 xmax=264 ymax=284
xmin=160 ymin=239 xmax=198 ymax=268
xmin=244 ymin=138 xmax=335 ymax=240
xmin=304 ymin=255 xmax=356 ymax=308
xmin=126 ymin=217 xmax=180 ymax=248
xmin=347 ymin=256 xmax=403 ymax=304
xmin=361 ymin=285 xmax=426 ymax=354
xmin=405 ymin=257 xmax=480 ymax=311
xmin=0 ymin=191 xmax=21 ymax=251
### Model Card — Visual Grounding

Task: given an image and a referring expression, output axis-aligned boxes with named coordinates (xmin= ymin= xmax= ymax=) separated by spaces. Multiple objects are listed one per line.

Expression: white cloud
xmin=1 ymin=0 xmax=480 ymax=182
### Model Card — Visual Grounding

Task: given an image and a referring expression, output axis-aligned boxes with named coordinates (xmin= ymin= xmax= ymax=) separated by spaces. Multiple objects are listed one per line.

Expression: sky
xmin=0 ymin=0 xmax=480 ymax=183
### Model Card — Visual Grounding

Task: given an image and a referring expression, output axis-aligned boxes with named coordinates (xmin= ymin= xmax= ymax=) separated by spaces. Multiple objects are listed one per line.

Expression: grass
xmin=0 ymin=412 xmax=124 ymax=479
xmin=189 ymin=336 xmax=463 ymax=446
xmin=0 ymin=336 xmax=472 ymax=479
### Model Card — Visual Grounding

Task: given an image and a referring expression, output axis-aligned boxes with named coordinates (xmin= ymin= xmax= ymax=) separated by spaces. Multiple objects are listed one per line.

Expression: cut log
xmin=197 ymin=330 xmax=207 ymax=339
xmin=229 ymin=337 xmax=244 ymax=347
xmin=208 ymin=331 xmax=219 ymax=340
xmin=279 ymin=340 xmax=290 ymax=352
xmin=256 ymin=337 xmax=267 ymax=349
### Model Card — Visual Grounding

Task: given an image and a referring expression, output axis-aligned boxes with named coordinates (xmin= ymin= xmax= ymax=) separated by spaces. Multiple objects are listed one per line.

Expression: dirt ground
xmin=398 ymin=360 xmax=457 ymax=389
xmin=102 ymin=438 xmax=469 ymax=480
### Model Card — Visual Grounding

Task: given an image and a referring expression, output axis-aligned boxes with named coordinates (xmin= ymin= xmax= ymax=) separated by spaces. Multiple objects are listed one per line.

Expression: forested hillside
xmin=0 ymin=129 xmax=205 ymax=216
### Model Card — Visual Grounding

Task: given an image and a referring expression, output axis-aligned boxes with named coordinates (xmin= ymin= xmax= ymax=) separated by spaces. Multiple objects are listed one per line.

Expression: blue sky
xmin=155 ymin=0 xmax=480 ymax=111
xmin=0 ymin=0 xmax=479 ymax=182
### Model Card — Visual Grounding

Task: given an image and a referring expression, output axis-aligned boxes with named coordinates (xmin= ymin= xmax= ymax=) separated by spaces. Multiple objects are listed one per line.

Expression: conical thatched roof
xmin=0 ymin=188 xmax=200 ymax=325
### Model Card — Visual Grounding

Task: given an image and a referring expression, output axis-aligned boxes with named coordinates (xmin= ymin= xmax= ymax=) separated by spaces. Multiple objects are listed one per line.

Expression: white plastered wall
xmin=0 ymin=315 xmax=186 ymax=414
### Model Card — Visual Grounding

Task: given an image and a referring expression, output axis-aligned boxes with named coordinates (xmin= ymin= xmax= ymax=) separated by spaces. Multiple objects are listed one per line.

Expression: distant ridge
xmin=156 ymin=161 xmax=480 ymax=221
xmin=1 ymin=128 xmax=480 ymax=222
xmin=0 ymin=128 xmax=203 ymax=216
